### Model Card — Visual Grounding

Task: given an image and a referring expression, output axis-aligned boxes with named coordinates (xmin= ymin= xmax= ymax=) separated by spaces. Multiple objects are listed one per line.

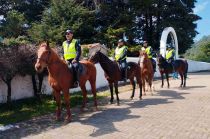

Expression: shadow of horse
xmin=177 ymin=85 xmax=206 ymax=90
xmin=0 ymin=88 xmax=190 ymax=138
xmin=78 ymin=108 xmax=140 ymax=137
xmin=0 ymin=113 xmax=64 ymax=138
xmin=156 ymin=90 xmax=189 ymax=100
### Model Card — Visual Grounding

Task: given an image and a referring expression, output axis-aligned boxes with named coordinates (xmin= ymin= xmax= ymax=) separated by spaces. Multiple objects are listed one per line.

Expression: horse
xmin=156 ymin=53 xmax=188 ymax=88
xmin=139 ymin=51 xmax=154 ymax=95
xmin=89 ymin=50 xmax=142 ymax=105
xmin=35 ymin=42 xmax=98 ymax=122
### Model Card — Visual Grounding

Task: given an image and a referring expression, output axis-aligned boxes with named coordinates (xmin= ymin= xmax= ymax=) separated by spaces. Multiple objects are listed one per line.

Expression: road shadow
xmin=0 ymin=113 xmax=66 ymax=139
xmin=156 ymin=90 xmax=189 ymax=100
xmin=178 ymin=85 xmax=206 ymax=90
xmin=0 ymin=88 xmax=190 ymax=138
xmin=78 ymin=107 xmax=140 ymax=137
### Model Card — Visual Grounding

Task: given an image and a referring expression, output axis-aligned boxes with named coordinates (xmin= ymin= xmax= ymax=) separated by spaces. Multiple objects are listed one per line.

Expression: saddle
xmin=68 ymin=62 xmax=87 ymax=87
xmin=117 ymin=62 xmax=129 ymax=82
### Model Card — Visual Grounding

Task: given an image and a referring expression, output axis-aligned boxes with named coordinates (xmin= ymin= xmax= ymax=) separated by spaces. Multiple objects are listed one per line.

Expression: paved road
xmin=1 ymin=72 xmax=210 ymax=139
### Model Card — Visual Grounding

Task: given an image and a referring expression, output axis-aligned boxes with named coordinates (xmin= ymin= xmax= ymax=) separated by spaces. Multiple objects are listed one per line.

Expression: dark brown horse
xmin=35 ymin=42 xmax=97 ymax=122
xmin=89 ymin=50 xmax=142 ymax=105
xmin=139 ymin=51 xmax=154 ymax=95
xmin=156 ymin=54 xmax=188 ymax=88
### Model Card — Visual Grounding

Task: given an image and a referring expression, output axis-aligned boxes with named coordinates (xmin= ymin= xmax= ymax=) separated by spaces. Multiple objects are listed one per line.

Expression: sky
xmin=194 ymin=0 xmax=210 ymax=41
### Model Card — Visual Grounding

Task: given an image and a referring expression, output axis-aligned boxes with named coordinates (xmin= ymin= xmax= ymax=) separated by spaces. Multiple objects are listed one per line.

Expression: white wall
xmin=0 ymin=58 xmax=210 ymax=103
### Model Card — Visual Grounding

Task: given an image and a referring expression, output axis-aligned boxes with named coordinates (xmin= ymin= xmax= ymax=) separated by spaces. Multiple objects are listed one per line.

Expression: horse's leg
xmin=149 ymin=78 xmax=153 ymax=95
xmin=114 ymin=82 xmax=120 ymax=105
xmin=142 ymin=77 xmax=146 ymax=95
xmin=63 ymin=89 xmax=71 ymax=122
xmin=53 ymin=90 xmax=61 ymax=121
xmin=161 ymin=73 xmax=164 ymax=88
xmin=166 ymin=73 xmax=170 ymax=88
xmin=80 ymin=83 xmax=88 ymax=111
xmin=184 ymin=72 xmax=187 ymax=87
xmin=109 ymin=81 xmax=114 ymax=104
xmin=37 ymin=72 xmax=44 ymax=97
xmin=179 ymin=72 xmax=184 ymax=87
xmin=136 ymin=75 xmax=143 ymax=100
xmin=129 ymin=78 xmax=136 ymax=99
xmin=89 ymin=79 xmax=98 ymax=111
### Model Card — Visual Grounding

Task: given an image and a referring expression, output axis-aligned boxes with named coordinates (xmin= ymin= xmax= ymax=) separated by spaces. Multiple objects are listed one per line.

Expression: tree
xmin=0 ymin=10 xmax=27 ymax=38
xmin=0 ymin=0 xmax=49 ymax=23
xmin=0 ymin=46 xmax=20 ymax=103
xmin=185 ymin=35 xmax=210 ymax=62
xmin=28 ymin=0 xmax=95 ymax=44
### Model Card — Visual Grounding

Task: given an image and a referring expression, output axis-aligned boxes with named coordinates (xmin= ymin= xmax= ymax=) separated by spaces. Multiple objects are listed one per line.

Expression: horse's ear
xmin=45 ymin=40 xmax=50 ymax=50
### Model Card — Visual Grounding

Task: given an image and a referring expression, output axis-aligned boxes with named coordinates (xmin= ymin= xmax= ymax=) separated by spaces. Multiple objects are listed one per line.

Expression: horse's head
xmin=88 ymin=50 xmax=101 ymax=64
xmin=139 ymin=50 xmax=148 ymax=64
xmin=35 ymin=41 xmax=52 ymax=73
xmin=156 ymin=53 xmax=165 ymax=66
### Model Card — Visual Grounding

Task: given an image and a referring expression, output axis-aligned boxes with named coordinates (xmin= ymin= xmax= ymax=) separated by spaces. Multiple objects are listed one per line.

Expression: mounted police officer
xmin=114 ymin=39 xmax=128 ymax=81
xmin=141 ymin=40 xmax=156 ymax=72
xmin=166 ymin=44 xmax=178 ymax=79
xmin=166 ymin=44 xmax=175 ymax=64
xmin=62 ymin=29 xmax=81 ymax=86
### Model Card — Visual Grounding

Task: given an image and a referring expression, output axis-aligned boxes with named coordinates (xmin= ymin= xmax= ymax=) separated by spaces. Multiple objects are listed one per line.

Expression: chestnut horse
xmin=156 ymin=54 xmax=188 ymax=88
xmin=35 ymin=42 xmax=97 ymax=122
xmin=139 ymin=51 xmax=154 ymax=95
xmin=89 ymin=50 xmax=142 ymax=105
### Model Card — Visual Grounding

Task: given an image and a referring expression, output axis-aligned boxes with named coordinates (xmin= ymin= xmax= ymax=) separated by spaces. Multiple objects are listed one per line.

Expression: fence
xmin=0 ymin=58 xmax=210 ymax=103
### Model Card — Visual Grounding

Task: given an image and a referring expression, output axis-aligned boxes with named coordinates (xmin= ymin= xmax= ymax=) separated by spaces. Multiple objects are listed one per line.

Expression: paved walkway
xmin=1 ymin=72 xmax=210 ymax=139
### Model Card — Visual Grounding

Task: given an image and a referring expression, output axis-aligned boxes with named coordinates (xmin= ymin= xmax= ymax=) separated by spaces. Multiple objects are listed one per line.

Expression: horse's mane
xmin=99 ymin=51 xmax=114 ymax=64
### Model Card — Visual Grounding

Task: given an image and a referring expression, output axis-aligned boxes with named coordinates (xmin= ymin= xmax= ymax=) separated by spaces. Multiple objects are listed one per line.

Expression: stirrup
xmin=73 ymin=81 xmax=79 ymax=88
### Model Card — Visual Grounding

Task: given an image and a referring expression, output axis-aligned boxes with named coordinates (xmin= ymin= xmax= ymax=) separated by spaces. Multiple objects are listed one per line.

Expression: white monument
xmin=160 ymin=27 xmax=179 ymax=59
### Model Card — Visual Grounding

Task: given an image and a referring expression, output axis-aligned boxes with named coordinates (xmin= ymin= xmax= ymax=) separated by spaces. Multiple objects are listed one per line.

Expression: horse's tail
xmin=184 ymin=60 xmax=188 ymax=79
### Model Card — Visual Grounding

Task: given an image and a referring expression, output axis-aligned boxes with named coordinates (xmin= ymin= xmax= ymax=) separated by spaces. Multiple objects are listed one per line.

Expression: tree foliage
xmin=185 ymin=35 xmax=210 ymax=62
xmin=0 ymin=10 xmax=27 ymax=38
xmin=28 ymin=0 xmax=95 ymax=44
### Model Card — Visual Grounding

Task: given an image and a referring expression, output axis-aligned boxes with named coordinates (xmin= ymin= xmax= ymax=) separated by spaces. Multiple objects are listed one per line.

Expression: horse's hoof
xmin=80 ymin=108 xmax=85 ymax=112
xmin=93 ymin=107 xmax=98 ymax=111
xmin=65 ymin=116 xmax=71 ymax=123
xmin=130 ymin=97 xmax=134 ymax=100
xmin=80 ymin=107 xmax=88 ymax=112
xmin=109 ymin=101 xmax=114 ymax=104
xmin=117 ymin=102 xmax=120 ymax=106
xmin=55 ymin=116 xmax=61 ymax=121
xmin=139 ymin=96 xmax=142 ymax=100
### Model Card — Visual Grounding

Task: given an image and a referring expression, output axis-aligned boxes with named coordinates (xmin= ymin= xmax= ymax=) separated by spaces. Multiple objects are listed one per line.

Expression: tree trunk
xmin=6 ymin=80 xmax=12 ymax=104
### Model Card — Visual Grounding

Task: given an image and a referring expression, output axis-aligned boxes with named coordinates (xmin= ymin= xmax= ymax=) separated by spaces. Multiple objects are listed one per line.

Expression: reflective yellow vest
xmin=63 ymin=39 xmax=77 ymax=60
xmin=142 ymin=46 xmax=152 ymax=58
xmin=166 ymin=49 xmax=175 ymax=60
xmin=115 ymin=45 xmax=127 ymax=61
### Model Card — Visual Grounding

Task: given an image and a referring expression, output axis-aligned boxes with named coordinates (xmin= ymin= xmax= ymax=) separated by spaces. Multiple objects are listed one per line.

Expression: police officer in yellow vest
xmin=166 ymin=44 xmax=175 ymax=64
xmin=114 ymin=39 xmax=128 ymax=81
xmin=142 ymin=40 xmax=156 ymax=72
xmin=63 ymin=29 xmax=81 ymax=86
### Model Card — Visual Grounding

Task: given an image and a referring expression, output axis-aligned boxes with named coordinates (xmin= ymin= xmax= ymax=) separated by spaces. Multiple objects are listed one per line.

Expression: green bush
xmin=2 ymin=36 xmax=30 ymax=47
xmin=82 ymin=47 xmax=89 ymax=58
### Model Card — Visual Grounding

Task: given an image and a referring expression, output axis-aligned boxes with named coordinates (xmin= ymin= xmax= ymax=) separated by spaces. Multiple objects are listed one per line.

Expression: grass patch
xmin=0 ymin=91 xmax=110 ymax=126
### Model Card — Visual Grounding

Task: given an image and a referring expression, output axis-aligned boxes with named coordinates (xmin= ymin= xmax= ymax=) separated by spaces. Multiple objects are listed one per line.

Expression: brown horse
xmin=139 ymin=51 xmax=154 ymax=95
xmin=35 ymin=42 xmax=97 ymax=122
xmin=89 ymin=50 xmax=142 ymax=105
xmin=156 ymin=53 xmax=188 ymax=88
